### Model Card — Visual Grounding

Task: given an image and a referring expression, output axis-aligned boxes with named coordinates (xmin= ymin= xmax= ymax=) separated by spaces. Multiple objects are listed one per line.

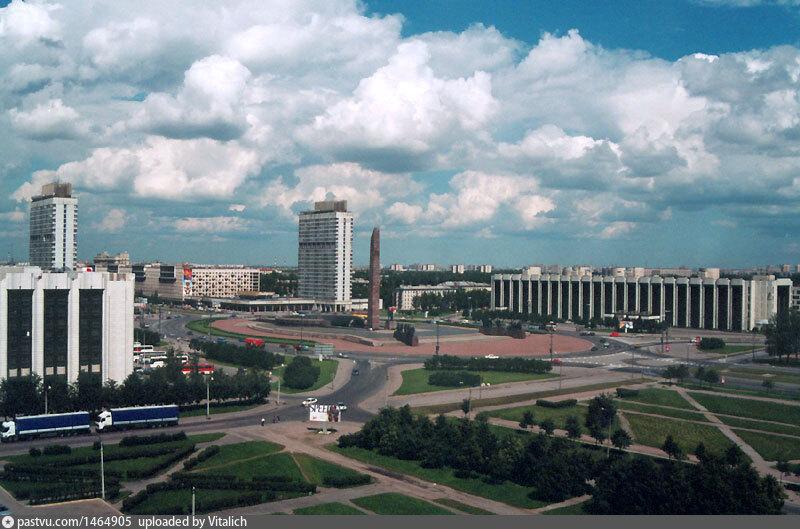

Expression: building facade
xmin=29 ymin=183 xmax=78 ymax=271
xmin=394 ymin=282 xmax=492 ymax=311
xmin=0 ymin=267 xmax=133 ymax=384
xmin=93 ymin=251 xmax=130 ymax=267
xmin=298 ymin=201 xmax=353 ymax=311
xmin=189 ymin=267 xmax=260 ymax=298
xmin=491 ymin=272 xmax=792 ymax=331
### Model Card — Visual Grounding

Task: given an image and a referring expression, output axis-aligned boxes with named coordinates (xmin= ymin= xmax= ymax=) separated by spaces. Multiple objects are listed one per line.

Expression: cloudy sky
xmin=2 ymin=0 xmax=800 ymax=269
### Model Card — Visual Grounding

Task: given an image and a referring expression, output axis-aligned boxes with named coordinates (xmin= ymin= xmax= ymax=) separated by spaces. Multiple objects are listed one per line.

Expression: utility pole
xmin=435 ymin=320 xmax=440 ymax=356
xmin=99 ymin=438 xmax=105 ymax=500
xmin=192 ymin=486 xmax=196 ymax=516
xmin=549 ymin=331 xmax=553 ymax=362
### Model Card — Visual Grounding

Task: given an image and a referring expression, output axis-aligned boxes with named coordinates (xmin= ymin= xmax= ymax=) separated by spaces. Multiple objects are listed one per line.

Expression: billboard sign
xmin=183 ymin=267 xmax=193 ymax=297
xmin=308 ymin=405 xmax=342 ymax=423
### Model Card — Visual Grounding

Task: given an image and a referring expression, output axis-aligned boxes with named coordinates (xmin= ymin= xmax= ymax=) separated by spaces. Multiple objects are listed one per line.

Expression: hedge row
xmin=171 ymin=473 xmax=315 ymax=493
xmin=183 ymin=445 xmax=221 ymax=470
xmin=179 ymin=398 xmax=264 ymax=413
xmin=428 ymin=371 xmax=482 ymax=388
xmin=322 ymin=474 xmax=371 ymax=488
xmin=3 ymin=465 xmax=124 ymax=481
xmin=120 ymin=431 xmax=187 ymax=447
xmin=425 ymin=354 xmax=552 ymax=374
xmin=536 ymin=399 xmax=577 ymax=408
xmin=615 ymin=388 xmax=640 ymax=398
xmin=23 ymin=443 xmax=188 ymax=468
xmin=124 ymin=444 xmax=195 ymax=479
xmin=29 ymin=484 xmax=121 ymax=505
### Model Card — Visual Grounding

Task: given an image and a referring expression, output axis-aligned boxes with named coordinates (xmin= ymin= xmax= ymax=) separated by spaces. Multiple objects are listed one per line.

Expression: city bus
xmin=181 ymin=363 xmax=215 ymax=375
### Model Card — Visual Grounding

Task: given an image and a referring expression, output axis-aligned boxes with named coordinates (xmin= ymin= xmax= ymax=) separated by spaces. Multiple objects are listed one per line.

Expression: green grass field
xmin=433 ymin=498 xmax=495 ymax=515
xmin=394 ymin=368 xmax=557 ymax=396
xmin=293 ymin=502 xmax=366 ymax=515
xmin=352 ymin=493 xmax=454 ymax=515
xmin=292 ymin=453 xmax=371 ymax=487
xmin=687 ymin=392 xmax=800 ymax=424
xmin=624 ymin=413 xmax=737 ymax=455
xmin=716 ymin=415 xmax=800 ymax=436
xmin=620 ymin=388 xmax=695 ymax=409
xmin=328 ymin=445 xmax=546 ymax=509
xmin=198 ymin=452 xmax=306 ymax=482
xmin=733 ymin=430 xmax=800 ymax=461
xmin=675 ymin=382 xmax=800 ymax=402
xmin=190 ymin=441 xmax=283 ymax=471
xmin=541 ymin=501 xmax=589 ymax=515
xmin=614 ymin=400 xmax=711 ymax=422
xmin=721 ymin=368 xmax=800 ymax=386
xmin=411 ymin=380 xmax=652 ymax=415
xmin=126 ymin=488 xmax=245 ymax=515
xmin=180 ymin=403 xmax=261 ymax=418
xmin=274 ymin=359 xmax=338 ymax=394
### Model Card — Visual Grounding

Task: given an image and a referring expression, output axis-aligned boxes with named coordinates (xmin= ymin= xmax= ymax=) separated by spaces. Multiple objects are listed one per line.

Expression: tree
xmin=663 ymin=364 xmax=690 ymax=384
xmin=460 ymin=398 xmax=471 ymax=417
xmin=585 ymin=394 xmax=617 ymax=454
xmin=540 ymin=418 xmax=555 ymax=436
xmin=776 ymin=460 xmax=790 ymax=484
xmin=702 ymin=368 xmax=720 ymax=388
xmin=763 ymin=307 xmax=800 ymax=363
xmin=724 ymin=445 xmax=746 ymax=467
xmin=564 ymin=416 xmax=582 ymax=440
xmin=695 ymin=442 xmax=708 ymax=462
xmin=1 ymin=375 xmax=42 ymax=417
xmin=519 ymin=410 xmax=534 ymax=430
xmin=762 ymin=378 xmax=774 ymax=394
xmin=661 ymin=435 xmax=684 ymax=460
xmin=610 ymin=429 xmax=632 ymax=451
xmin=283 ymin=356 xmax=320 ymax=389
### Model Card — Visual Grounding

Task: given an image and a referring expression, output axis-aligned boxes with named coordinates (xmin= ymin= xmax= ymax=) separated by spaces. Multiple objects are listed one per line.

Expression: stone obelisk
xmin=367 ymin=228 xmax=380 ymax=330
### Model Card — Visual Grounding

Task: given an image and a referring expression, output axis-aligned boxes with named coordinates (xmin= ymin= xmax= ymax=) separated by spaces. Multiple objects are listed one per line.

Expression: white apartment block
xmin=29 ymin=182 xmax=78 ymax=271
xmin=189 ymin=267 xmax=260 ymax=298
xmin=298 ymin=201 xmax=353 ymax=311
xmin=0 ymin=267 xmax=133 ymax=384
xmin=451 ymin=265 xmax=465 ymax=274
xmin=393 ymin=282 xmax=492 ymax=311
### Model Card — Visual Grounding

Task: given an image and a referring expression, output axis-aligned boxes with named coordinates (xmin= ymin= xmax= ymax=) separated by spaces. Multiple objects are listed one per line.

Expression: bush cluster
xmin=178 ymin=397 xmax=264 ymax=413
xmin=615 ymin=388 xmax=640 ymax=398
xmin=189 ymin=339 xmax=284 ymax=370
xmin=120 ymin=431 xmax=187 ymax=447
xmin=29 ymin=484 xmax=120 ymax=505
xmin=425 ymin=355 xmax=552 ymax=374
xmin=536 ymin=399 xmax=577 ymax=408
xmin=42 ymin=444 xmax=71 ymax=456
xmin=699 ymin=338 xmax=726 ymax=350
xmin=393 ymin=324 xmax=418 ymax=346
xmin=428 ymin=371 xmax=482 ymax=387
xmin=183 ymin=445 xmax=220 ymax=470
xmin=124 ymin=444 xmax=195 ymax=479
xmin=283 ymin=356 xmax=320 ymax=390
xmin=322 ymin=475 xmax=371 ymax=488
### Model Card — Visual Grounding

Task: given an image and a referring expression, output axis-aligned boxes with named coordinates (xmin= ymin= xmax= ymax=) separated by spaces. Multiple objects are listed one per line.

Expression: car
xmin=551 ymin=359 xmax=563 ymax=365
xmin=0 ymin=504 xmax=11 ymax=515
xmin=603 ymin=343 xmax=610 ymax=348
xmin=336 ymin=402 xmax=347 ymax=411
xmin=591 ymin=346 xmax=598 ymax=351
xmin=337 ymin=352 xmax=349 ymax=358
xmin=301 ymin=398 xmax=318 ymax=407
xmin=484 ymin=354 xmax=499 ymax=359
xmin=352 ymin=369 xmax=359 ymax=375
xmin=187 ymin=331 xmax=194 ymax=336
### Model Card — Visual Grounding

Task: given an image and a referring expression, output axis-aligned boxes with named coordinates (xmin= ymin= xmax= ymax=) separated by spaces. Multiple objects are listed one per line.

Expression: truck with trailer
xmin=96 ymin=405 xmax=179 ymax=432
xmin=1 ymin=412 xmax=91 ymax=442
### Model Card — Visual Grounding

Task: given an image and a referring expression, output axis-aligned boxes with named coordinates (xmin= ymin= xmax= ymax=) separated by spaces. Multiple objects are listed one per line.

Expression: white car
xmin=484 ymin=354 xmax=499 ymax=359
xmin=336 ymin=402 xmax=347 ymax=411
xmin=301 ymin=398 xmax=318 ymax=407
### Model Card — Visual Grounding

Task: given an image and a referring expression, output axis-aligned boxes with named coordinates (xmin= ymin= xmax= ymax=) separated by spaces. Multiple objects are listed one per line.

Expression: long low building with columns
xmin=491 ymin=272 xmax=792 ymax=331
xmin=0 ymin=266 xmax=133 ymax=384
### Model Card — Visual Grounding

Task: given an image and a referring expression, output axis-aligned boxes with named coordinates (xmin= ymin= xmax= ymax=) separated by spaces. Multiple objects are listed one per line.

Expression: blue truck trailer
xmin=96 ymin=405 xmax=179 ymax=432
xmin=1 ymin=412 xmax=91 ymax=442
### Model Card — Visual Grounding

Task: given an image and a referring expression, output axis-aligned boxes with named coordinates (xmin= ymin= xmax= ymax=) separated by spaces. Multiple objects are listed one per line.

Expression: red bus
xmin=182 ymin=363 xmax=215 ymax=375
xmin=245 ymin=338 xmax=265 ymax=347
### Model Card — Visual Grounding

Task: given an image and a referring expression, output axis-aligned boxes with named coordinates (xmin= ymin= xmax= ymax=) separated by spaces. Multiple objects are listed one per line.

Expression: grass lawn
xmin=352 ymin=493 xmax=454 ymax=515
xmin=542 ymin=501 xmax=589 ymax=515
xmin=198 ymin=452 xmax=306 ymax=482
xmin=676 ymin=382 xmax=800 ymax=402
xmin=180 ymin=403 xmax=261 ymax=418
xmin=394 ymin=368 xmax=558 ymax=396
xmin=620 ymin=388 xmax=695 ymax=409
xmin=687 ymin=392 xmax=800 ymax=425
xmin=716 ymin=415 xmax=800 ymax=436
xmin=411 ymin=380 xmax=652 ymax=415
xmin=293 ymin=502 xmax=365 ymax=515
xmin=698 ymin=345 xmax=759 ymax=355
xmin=328 ymin=445 xmax=546 ymax=509
xmin=275 ymin=359 xmax=338 ymax=394
xmin=733 ymin=430 xmax=800 ymax=461
xmin=189 ymin=433 xmax=226 ymax=444
xmin=292 ymin=453 xmax=371 ymax=487
xmin=433 ymin=498 xmax=495 ymax=515
xmin=126 ymin=488 xmax=293 ymax=515
xmin=624 ymin=413 xmax=737 ymax=456
xmin=614 ymin=400 xmax=711 ymax=422
xmin=185 ymin=318 xmax=316 ymax=347
xmin=721 ymin=368 xmax=800 ymax=386
xmin=191 ymin=441 xmax=283 ymax=471
xmin=486 ymin=403 xmax=620 ymax=435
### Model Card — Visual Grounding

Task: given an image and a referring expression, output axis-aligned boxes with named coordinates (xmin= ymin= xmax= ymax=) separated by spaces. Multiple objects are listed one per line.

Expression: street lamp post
xmin=97 ymin=435 xmax=105 ymax=500
xmin=435 ymin=320 xmax=440 ymax=356
xmin=468 ymin=297 xmax=472 ymax=319
xmin=206 ymin=375 xmax=214 ymax=420
xmin=549 ymin=330 xmax=554 ymax=362
xmin=44 ymin=382 xmax=49 ymax=415
xmin=192 ymin=486 xmax=196 ymax=516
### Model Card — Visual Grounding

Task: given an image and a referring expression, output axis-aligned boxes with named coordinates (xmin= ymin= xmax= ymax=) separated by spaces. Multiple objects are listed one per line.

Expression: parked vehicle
xmin=336 ymin=402 xmax=347 ymax=411
xmin=216 ymin=337 xmax=228 ymax=343
xmin=245 ymin=338 xmax=265 ymax=347
xmin=352 ymin=369 xmax=359 ymax=375
xmin=301 ymin=398 xmax=318 ymax=407
xmin=1 ymin=412 xmax=91 ymax=442
xmin=484 ymin=354 xmax=499 ymax=359
xmin=96 ymin=405 xmax=179 ymax=432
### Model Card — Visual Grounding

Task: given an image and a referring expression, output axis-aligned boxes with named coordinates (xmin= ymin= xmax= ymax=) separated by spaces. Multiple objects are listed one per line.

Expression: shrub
xmin=322 ymin=474 xmax=371 ymax=488
xmin=119 ymin=431 xmax=186 ymax=447
xmin=28 ymin=447 xmax=41 ymax=458
xmin=283 ymin=356 xmax=320 ymax=390
xmin=183 ymin=445 xmax=220 ymax=470
xmin=536 ymin=399 xmax=577 ymax=408
xmin=42 ymin=444 xmax=71 ymax=456
xmin=699 ymin=337 xmax=725 ymax=350
xmin=425 ymin=354 xmax=551 ymax=374
xmin=615 ymin=388 xmax=640 ymax=398
xmin=92 ymin=440 xmax=101 ymax=450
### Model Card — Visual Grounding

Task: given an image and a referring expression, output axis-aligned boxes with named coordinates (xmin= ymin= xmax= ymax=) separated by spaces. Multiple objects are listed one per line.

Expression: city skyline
xmin=3 ymin=1 xmax=800 ymax=268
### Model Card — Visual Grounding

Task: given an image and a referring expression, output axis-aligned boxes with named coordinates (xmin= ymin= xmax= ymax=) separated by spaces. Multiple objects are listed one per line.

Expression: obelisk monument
xmin=367 ymin=228 xmax=380 ymax=330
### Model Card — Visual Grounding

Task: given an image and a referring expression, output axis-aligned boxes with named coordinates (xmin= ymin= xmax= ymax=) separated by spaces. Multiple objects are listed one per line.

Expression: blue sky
xmin=1 ymin=0 xmax=800 ymax=269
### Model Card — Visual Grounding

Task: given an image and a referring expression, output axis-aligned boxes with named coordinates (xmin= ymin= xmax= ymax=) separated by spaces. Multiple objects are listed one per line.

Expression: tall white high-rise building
xmin=29 ymin=182 xmax=78 ymax=271
xmin=298 ymin=200 xmax=353 ymax=311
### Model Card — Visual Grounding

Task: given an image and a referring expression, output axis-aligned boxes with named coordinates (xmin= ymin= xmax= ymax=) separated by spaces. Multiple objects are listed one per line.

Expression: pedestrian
xmin=261 ymin=417 xmax=265 ymax=427
xmin=277 ymin=415 xmax=280 ymax=422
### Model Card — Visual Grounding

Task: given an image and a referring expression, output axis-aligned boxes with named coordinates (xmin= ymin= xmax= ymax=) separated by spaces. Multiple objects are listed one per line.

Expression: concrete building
xmin=394 ymin=281 xmax=491 ymax=311
xmin=491 ymin=271 xmax=792 ymax=331
xmin=389 ymin=264 xmax=405 ymax=272
xmin=187 ymin=267 xmax=259 ymax=298
xmin=298 ymin=201 xmax=353 ymax=311
xmin=0 ymin=266 xmax=133 ymax=384
xmin=451 ymin=265 xmax=465 ymax=274
xmin=792 ymin=286 xmax=800 ymax=309
xmin=93 ymin=251 xmax=130 ymax=267
xmin=29 ymin=182 xmax=78 ymax=271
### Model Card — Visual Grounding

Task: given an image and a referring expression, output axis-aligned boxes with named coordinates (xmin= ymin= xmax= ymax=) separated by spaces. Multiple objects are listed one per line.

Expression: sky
xmin=1 ymin=1 xmax=800 ymax=269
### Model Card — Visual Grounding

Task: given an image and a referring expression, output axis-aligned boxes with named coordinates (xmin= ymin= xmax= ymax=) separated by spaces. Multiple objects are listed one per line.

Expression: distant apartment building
xmin=451 ymin=264 xmax=465 ymax=274
xmin=0 ymin=266 xmax=133 ymax=384
xmin=393 ymin=281 xmax=491 ymax=311
xmin=792 ymin=286 xmax=800 ymax=309
xmin=29 ymin=182 xmax=78 ymax=271
xmin=93 ymin=251 xmax=130 ymax=267
xmin=491 ymin=271 xmax=792 ymax=331
xmin=297 ymin=201 xmax=353 ymax=311
xmin=389 ymin=264 xmax=405 ymax=272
